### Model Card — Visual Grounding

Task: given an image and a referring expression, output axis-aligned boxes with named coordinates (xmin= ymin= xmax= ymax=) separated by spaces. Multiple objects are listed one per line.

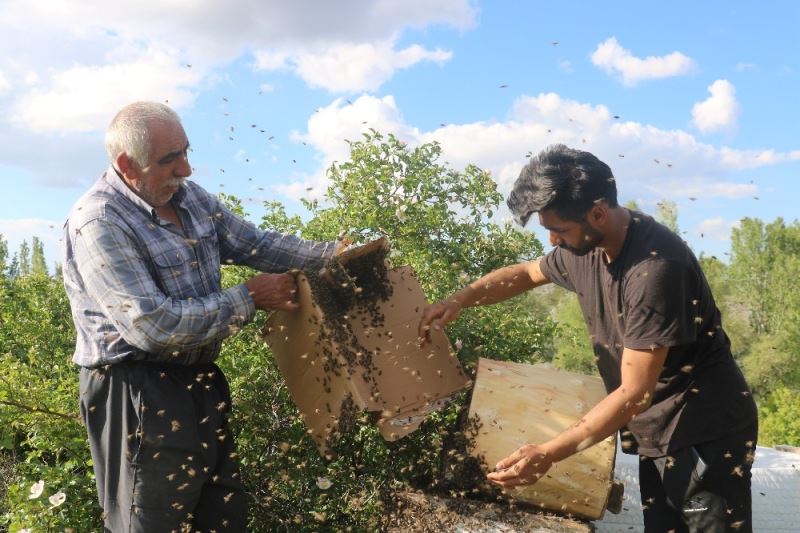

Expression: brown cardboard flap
xmin=265 ymin=273 xmax=352 ymax=455
xmin=348 ymin=267 xmax=470 ymax=415
xmin=264 ymin=259 xmax=471 ymax=456
xmin=376 ymin=393 xmax=462 ymax=441
xmin=467 ymin=358 xmax=617 ymax=520
xmin=335 ymin=236 xmax=389 ymax=265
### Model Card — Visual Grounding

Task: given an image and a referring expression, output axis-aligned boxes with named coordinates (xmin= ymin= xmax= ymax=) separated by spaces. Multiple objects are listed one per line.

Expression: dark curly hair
xmin=507 ymin=144 xmax=618 ymax=226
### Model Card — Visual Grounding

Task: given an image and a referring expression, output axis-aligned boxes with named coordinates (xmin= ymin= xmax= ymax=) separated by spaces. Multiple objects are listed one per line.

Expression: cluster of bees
xmin=304 ymin=245 xmax=394 ymax=437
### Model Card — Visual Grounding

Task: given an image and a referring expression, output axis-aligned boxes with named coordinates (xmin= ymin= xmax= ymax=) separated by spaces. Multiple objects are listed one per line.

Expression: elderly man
xmin=63 ymin=101 xmax=342 ymax=532
xmin=420 ymin=144 xmax=758 ymax=532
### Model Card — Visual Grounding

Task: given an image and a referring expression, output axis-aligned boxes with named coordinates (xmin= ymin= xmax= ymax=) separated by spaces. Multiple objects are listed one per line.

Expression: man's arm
xmin=243 ymin=238 xmax=352 ymax=312
xmin=418 ymin=259 xmax=550 ymax=341
xmin=487 ymin=345 xmax=668 ymax=487
xmin=207 ymin=190 xmax=337 ymax=272
xmin=73 ymin=218 xmax=256 ymax=357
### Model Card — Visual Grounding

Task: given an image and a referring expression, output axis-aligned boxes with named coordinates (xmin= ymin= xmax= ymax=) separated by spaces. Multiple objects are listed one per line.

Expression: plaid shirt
xmin=63 ymin=168 xmax=334 ymax=367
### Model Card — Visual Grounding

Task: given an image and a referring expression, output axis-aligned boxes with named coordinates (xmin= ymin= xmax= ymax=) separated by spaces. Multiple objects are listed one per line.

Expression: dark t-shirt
xmin=539 ymin=210 xmax=757 ymax=457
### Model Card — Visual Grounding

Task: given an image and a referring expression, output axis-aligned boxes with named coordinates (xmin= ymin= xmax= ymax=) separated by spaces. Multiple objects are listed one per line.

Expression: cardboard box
xmin=467 ymin=358 xmax=618 ymax=520
xmin=264 ymin=238 xmax=472 ymax=456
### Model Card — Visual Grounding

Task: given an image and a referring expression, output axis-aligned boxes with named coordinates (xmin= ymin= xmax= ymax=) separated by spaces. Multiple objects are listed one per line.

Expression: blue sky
xmin=1 ymin=0 xmax=798 ymax=271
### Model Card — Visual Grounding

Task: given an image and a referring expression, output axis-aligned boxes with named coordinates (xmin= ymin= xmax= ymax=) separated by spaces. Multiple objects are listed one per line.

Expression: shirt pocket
xmin=151 ymin=246 xmax=193 ymax=298
xmin=194 ymin=222 xmax=221 ymax=291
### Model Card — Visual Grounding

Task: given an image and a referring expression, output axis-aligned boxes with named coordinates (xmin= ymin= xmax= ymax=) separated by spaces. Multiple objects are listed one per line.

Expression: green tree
xmin=740 ymin=332 xmax=800 ymax=396
xmin=727 ymin=218 xmax=800 ymax=392
xmin=698 ymin=254 xmax=730 ymax=301
xmin=729 ymin=218 xmax=800 ymax=336
xmin=302 ymin=131 xmax=554 ymax=366
xmin=654 ymin=200 xmax=679 ymax=234
xmin=0 ymin=270 xmax=98 ymax=531
xmin=0 ymin=234 xmax=8 ymax=276
xmin=17 ymin=241 xmax=30 ymax=277
xmin=30 ymin=237 xmax=48 ymax=277
xmin=724 ymin=217 xmax=800 ymax=447
xmin=550 ymin=290 xmax=597 ymax=375
xmin=698 ymin=254 xmax=754 ymax=360
xmin=758 ymin=387 xmax=800 ymax=447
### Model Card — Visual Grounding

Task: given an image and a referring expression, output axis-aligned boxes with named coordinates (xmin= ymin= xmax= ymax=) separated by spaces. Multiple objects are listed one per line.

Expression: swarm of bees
xmin=248 ymin=245 xmax=548 ymax=529
xmin=304 ymin=245 xmax=394 ymax=424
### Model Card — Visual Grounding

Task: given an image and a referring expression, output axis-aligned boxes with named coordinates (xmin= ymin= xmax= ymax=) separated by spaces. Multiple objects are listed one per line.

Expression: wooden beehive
xmin=467 ymin=358 xmax=618 ymax=520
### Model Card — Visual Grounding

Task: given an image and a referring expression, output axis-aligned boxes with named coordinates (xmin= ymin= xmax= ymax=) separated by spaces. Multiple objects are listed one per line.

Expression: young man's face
xmin=538 ymin=208 xmax=604 ymax=256
xmin=128 ymin=119 xmax=191 ymax=207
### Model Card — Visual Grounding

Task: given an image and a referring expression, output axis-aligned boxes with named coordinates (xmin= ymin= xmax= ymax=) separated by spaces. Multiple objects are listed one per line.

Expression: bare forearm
xmin=488 ymin=347 xmax=666 ymax=488
xmin=419 ymin=260 xmax=549 ymax=342
xmin=451 ymin=263 xmax=539 ymax=308
xmin=542 ymin=387 xmax=648 ymax=462
xmin=543 ymin=346 xmax=666 ymax=462
xmin=487 ymin=388 xmax=643 ymax=487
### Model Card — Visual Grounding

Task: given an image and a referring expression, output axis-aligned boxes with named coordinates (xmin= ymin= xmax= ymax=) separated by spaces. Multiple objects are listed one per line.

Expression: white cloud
xmin=286 ymin=91 xmax=793 ymax=213
xmin=695 ymin=217 xmax=740 ymax=241
xmin=23 ymin=71 xmax=40 ymax=85
xmin=735 ymin=62 xmax=758 ymax=73
xmin=0 ymin=71 xmax=10 ymax=94
xmin=11 ymin=48 xmax=203 ymax=133
xmin=718 ymin=147 xmax=800 ymax=169
xmin=282 ymin=90 xmax=779 ymax=259
xmin=253 ymin=51 xmax=290 ymax=71
xmin=293 ymin=94 xmax=418 ymax=164
xmin=591 ymin=37 xmax=696 ymax=86
xmin=277 ymin=94 xmax=419 ymax=199
xmin=647 ymin=181 xmax=757 ymax=200
xmin=0 ymin=0 xmax=475 ymax=133
xmin=256 ymin=41 xmax=452 ymax=93
xmin=258 ymin=83 xmax=274 ymax=93
xmin=0 ymin=0 xmax=474 ymax=189
xmin=0 ymin=126 xmax=105 ymax=188
xmin=558 ymin=59 xmax=574 ymax=74
xmin=691 ymin=79 xmax=740 ymax=133
xmin=1 ymin=1 xmax=475 ymax=62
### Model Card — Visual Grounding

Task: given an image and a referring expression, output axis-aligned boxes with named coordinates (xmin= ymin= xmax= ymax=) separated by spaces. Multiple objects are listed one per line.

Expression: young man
xmin=63 ymin=101 xmax=343 ymax=532
xmin=420 ymin=144 xmax=758 ymax=532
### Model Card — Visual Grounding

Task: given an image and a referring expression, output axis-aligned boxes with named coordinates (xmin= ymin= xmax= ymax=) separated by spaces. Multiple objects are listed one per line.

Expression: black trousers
xmin=639 ymin=421 xmax=758 ymax=533
xmin=79 ymin=361 xmax=247 ymax=532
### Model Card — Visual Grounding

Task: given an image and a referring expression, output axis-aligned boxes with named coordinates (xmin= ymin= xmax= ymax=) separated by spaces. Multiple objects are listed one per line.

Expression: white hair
xmin=105 ymin=102 xmax=181 ymax=168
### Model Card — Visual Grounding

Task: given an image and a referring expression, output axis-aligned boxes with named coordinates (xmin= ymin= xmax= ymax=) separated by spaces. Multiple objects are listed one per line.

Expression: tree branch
xmin=0 ymin=399 xmax=80 ymax=423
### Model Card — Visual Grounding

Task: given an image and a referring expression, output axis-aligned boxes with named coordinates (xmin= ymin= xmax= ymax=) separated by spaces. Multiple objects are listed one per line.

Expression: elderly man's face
xmin=130 ymin=119 xmax=191 ymax=207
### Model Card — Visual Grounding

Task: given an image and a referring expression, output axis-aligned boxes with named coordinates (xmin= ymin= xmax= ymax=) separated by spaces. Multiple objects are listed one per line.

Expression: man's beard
xmin=559 ymin=222 xmax=604 ymax=256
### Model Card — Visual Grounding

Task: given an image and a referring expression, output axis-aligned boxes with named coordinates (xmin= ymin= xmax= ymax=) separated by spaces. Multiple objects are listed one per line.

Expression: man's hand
xmin=486 ymin=443 xmax=554 ymax=488
xmin=418 ymin=299 xmax=463 ymax=344
xmin=244 ymin=272 xmax=300 ymax=312
xmin=333 ymin=237 xmax=353 ymax=256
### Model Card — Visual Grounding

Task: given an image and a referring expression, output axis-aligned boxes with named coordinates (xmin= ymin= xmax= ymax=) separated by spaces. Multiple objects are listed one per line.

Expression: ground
xmin=384 ymin=490 xmax=593 ymax=533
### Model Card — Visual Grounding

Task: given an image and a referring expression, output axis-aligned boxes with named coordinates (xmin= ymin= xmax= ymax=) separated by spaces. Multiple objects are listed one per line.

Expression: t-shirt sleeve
xmin=538 ymin=247 xmax=576 ymax=293
xmin=622 ymin=259 xmax=697 ymax=350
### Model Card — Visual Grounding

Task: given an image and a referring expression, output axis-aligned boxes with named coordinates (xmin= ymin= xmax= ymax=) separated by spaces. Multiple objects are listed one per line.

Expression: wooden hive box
xmin=467 ymin=357 xmax=618 ymax=520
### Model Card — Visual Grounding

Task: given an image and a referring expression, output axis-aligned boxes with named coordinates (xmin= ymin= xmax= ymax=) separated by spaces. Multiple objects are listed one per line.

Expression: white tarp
xmin=595 ymin=444 xmax=800 ymax=532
